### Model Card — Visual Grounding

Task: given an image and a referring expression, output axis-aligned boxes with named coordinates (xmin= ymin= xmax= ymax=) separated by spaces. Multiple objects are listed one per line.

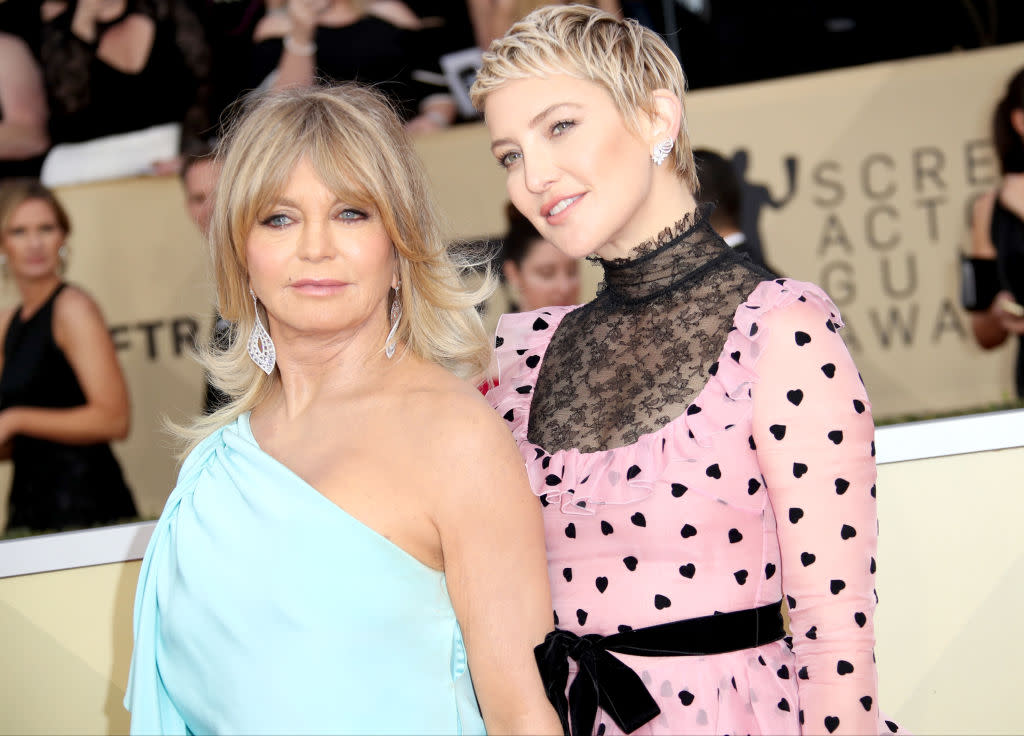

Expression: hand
xmin=287 ymin=0 xmax=330 ymax=40
xmin=993 ymin=291 xmax=1024 ymax=335
xmin=148 ymin=156 xmax=183 ymax=177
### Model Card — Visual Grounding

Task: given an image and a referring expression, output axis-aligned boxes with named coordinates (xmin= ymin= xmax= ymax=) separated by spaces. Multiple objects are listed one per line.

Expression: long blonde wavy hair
xmin=174 ymin=83 xmax=494 ymax=456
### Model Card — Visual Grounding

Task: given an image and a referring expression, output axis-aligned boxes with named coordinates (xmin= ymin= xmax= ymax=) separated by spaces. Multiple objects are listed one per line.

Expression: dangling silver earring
xmin=651 ymin=138 xmax=674 ymax=166
xmin=247 ymin=288 xmax=276 ymax=375
xmin=58 ymin=245 xmax=68 ymax=260
xmin=384 ymin=281 xmax=402 ymax=359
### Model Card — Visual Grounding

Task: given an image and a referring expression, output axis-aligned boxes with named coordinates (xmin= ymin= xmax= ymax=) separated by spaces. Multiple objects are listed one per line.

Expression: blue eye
xmin=497 ymin=151 xmax=521 ymax=169
xmin=551 ymin=120 xmax=575 ymax=135
xmin=339 ymin=208 xmax=368 ymax=220
xmin=261 ymin=213 xmax=292 ymax=228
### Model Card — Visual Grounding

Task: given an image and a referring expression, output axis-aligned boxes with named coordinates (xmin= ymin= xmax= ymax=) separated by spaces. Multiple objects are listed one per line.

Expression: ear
xmin=646 ymin=89 xmax=682 ymax=146
xmin=1012 ymin=107 xmax=1024 ymax=139
xmin=391 ymin=250 xmax=401 ymax=290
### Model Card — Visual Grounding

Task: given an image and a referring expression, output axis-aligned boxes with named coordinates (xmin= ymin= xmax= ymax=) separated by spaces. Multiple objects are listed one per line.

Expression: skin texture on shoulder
xmin=250 ymin=351 xmax=561 ymax=735
xmin=48 ymin=284 xmax=131 ymax=440
xmin=409 ymin=374 xmax=561 ymax=735
xmin=0 ymin=33 xmax=50 ymax=160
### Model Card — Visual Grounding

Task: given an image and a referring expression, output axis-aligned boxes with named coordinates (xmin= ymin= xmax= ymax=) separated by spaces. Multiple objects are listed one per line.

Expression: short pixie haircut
xmin=470 ymin=4 xmax=697 ymax=191
xmin=178 ymin=83 xmax=493 ymax=453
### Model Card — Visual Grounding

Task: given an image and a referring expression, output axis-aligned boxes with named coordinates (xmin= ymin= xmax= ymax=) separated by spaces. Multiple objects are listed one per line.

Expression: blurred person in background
xmin=0 ymin=179 xmax=135 ymax=534
xmin=501 ymin=201 xmax=580 ymax=313
xmin=467 ymin=0 xmax=621 ymax=49
xmin=964 ymin=66 xmax=1024 ymax=399
xmin=480 ymin=202 xmax=579 ymax=394
xmin=693 ymin=147 xmax=773 ymax=272
xmin=0 ymin=0 xmax=49 ymax=180
xmin=39 ymin=0 xmax=211 ymax=171
xmin=251 ymin=0 xmax=457 ymax=135
xmin=180 ymin=144 xmax=233 ymax=414
xmin=181 ymin=145 xmax=217 ymax=236
xmin=184 ymin=0 xmax=268 ymax=129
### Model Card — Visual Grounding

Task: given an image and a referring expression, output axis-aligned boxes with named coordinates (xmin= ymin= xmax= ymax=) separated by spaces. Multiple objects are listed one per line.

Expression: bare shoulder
xmin=253 ymin=10 xmax=291 ymax=42
xmin=53 ymin=284 xmax=105 ymax=325
xmin=397 ymin=363 xmax=516 ymax=462
xmin=51 ymin=285 xmax=113 ymax=349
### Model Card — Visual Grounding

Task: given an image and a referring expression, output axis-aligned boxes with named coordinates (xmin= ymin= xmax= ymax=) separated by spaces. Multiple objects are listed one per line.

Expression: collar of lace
xmin=594 ymin=204 xmax=733 ymax=305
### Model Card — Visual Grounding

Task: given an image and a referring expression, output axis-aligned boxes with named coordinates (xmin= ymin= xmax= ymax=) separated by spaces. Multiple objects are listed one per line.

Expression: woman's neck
xmin=594 ymin=176 xmax=698 ymax=261
xmin=263 ymin=317 xmax=405 ymax=420
xmin=17 ymin=275 xmax=62 ymax=320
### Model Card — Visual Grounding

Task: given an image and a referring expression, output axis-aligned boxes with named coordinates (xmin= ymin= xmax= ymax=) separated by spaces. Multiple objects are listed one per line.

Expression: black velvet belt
xmin=534 ymin=600 xmax=786 ymax=736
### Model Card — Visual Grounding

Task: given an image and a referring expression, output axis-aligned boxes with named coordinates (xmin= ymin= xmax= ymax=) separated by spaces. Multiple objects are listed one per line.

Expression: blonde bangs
xmin=172 ymin=83 xmax=495 ymax=459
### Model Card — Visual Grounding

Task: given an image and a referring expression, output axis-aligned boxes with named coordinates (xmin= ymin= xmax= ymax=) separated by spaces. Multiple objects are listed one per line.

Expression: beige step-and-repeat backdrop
xmin=4 ymin=434 xmax=1023 ymax=734
xmin=0 ymin=43 xmax=1019 ymax=525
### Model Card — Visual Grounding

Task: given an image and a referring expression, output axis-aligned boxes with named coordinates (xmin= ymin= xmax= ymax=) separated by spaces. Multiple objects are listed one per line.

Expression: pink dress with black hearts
xmin=487 ymin=271 xmax=902 ymax=736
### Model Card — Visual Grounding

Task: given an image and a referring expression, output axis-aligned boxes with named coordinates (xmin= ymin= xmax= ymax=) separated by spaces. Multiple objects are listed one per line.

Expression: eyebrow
xmin=489 ymin=102 xmax=583 ymax=153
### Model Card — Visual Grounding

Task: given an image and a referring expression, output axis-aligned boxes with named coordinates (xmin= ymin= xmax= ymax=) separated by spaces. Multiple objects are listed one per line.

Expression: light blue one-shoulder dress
xmin=125 ymin=413 xmax=485 ymax=735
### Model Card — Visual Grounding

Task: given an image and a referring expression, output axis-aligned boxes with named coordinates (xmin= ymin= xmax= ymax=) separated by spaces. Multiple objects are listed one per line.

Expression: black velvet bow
xmin=533 ymin=602 xmax=787 ymax=736
xmin=534 ymin=629 xmax=661 ymax=736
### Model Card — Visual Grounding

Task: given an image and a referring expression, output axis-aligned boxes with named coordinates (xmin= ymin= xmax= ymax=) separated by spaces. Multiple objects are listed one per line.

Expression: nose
xmin=296 ymin=219 xmax=335 ymax=262
xmin=29 ymin=230 xmax=48 ymax=251
xmin=522 ymin=150 xmax=559 ymax=195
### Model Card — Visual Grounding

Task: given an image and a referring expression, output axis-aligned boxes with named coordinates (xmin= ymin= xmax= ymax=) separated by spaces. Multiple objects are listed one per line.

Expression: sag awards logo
xmin=731 ymin=138 xmax=998 ymax=353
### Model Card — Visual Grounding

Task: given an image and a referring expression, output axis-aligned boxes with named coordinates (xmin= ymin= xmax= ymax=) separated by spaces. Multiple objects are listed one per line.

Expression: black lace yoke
xmin=528 ymin=208 xmax=774 ymax=454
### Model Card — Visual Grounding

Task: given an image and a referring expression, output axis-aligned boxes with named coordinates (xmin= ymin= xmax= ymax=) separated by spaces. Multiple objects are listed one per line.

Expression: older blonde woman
xmin=125 ymin=84 xmax=561 ymax=735
xmin=472 ymin=6 xmax=902 ymax=736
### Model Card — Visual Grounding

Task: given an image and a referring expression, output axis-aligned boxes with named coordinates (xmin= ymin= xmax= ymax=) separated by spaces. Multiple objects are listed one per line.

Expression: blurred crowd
xmin=3 ymin=0 xmax=1023 ymax=185
xmin=0 ymin=0 xmax=1022 ymax=536
xmin=0 ymin=0 xmax=633 ymax=184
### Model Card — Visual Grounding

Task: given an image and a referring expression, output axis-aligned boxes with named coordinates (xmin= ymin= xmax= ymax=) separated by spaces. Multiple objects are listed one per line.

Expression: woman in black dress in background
xmin=965 ymin=66 xmax=1024 ymax=398
xmin=250 ymin=0 xmax=457 ymax=134
xmin=0 ymin=179 xmax=135 ymax=533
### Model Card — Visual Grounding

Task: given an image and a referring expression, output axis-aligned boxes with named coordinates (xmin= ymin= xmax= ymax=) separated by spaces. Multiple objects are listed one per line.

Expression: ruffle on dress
xmin=488 ymin=279 xmax=853 ymax=517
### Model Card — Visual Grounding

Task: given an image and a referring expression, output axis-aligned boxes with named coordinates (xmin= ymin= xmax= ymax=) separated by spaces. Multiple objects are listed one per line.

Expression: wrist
xmin=283 ymin=35 xmax=317 ymax=56
xmin=2 ymin=407 xmax=23 ymax=435
xmin=423 ymin=109 xmax=450 ymax=127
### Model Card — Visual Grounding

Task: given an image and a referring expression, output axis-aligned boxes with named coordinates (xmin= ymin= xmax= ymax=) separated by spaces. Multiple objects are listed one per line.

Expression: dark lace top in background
xmin=528 ymin=207 xmax=774 ymax=454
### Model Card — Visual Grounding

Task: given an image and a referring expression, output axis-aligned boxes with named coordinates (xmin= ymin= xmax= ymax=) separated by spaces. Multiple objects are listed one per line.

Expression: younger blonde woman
xmin=473 ymin=7 xmax=903 ymax=735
